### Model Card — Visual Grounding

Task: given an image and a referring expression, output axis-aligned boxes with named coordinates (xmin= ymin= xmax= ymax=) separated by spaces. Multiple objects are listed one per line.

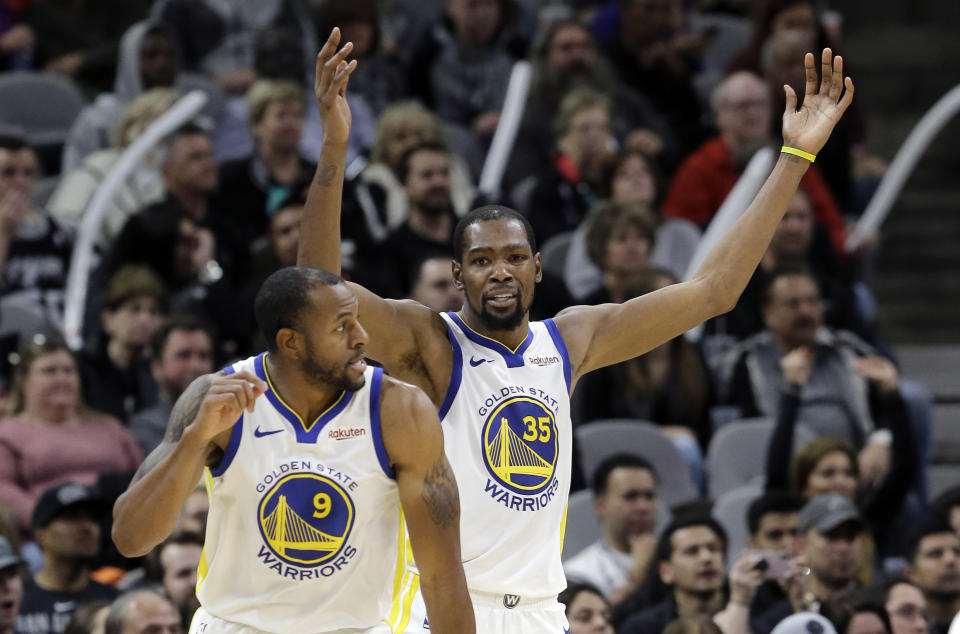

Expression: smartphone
xmin=741 ymin=549 xmax=791 ymax=580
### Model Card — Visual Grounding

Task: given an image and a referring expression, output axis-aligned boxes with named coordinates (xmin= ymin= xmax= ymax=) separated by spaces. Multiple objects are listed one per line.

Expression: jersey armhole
xmin=369 ymin=367 xmax=396 ymax=479
xmin=208 ymin=365 xmax=242 ymax=478
xmin=437 ymin=319 xmax=463 ymax=422
xmin=544 ymin=318 xmax=572 ymax=394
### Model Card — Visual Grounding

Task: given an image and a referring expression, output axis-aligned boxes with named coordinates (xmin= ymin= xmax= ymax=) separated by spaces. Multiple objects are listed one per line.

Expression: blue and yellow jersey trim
xmin=447 ymin=312 xmax=533 ymax=368
xmin=384 ymin=507 xmax=419 ymax=633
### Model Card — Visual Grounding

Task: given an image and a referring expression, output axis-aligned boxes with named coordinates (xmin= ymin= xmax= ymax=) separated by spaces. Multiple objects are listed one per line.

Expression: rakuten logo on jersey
xmin=329 ymin=428 xmax=367 ymax=440
xmin=527 ymin=355 xmax=561 ymax=367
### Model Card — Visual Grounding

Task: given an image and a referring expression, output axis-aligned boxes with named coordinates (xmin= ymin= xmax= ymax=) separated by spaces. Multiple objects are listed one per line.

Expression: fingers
xmin=803 ymin=52 xmax=817 ymax=97
xmin=333 ymin=58 xmax=358 ymax=97
xmin=828 ymin=54 xmax=844 ymax=101
xmin=783 ymin=84 xmax=797 ymax=114
xmin=320 ymin=41 xmax=354 ymax=100
xmin=818 ymin=48 xmax=833 ymax=96
xmin=315 ymin=27 xmax=342 ymax=90
xmin=838 ymin=76 xmax=855 ymax=112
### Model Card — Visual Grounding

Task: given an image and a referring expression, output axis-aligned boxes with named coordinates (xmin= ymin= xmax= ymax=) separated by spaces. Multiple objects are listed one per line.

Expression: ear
xmin=534 ymin=252 xmax=543 ymax=283
xmin=276 ymin=328 xmax=301 ymax=358
xmin=659 ymin=560 xmax=674 ymax=585
xmin=903 ymin=563 xmax=916 ymax=582
xmin=452 ymin=260 xmax=464 ymax=291
xmin=101 ymin=309 xmax=116 ymax=334
xmin=593 ymin=495 xmax=605 ymax=517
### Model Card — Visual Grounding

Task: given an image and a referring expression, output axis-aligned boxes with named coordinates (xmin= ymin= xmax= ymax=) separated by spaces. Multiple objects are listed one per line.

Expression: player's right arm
xmin=380 ymin=378 xmax=475 ymax=634
xmin=112 ymin=371 xmax=267 ymax=557
xmin=298 ymin=31 xmax=450 ymax=400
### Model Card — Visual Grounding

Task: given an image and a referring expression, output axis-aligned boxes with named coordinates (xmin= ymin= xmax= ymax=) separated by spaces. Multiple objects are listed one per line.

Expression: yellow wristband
xmin=781 ymin=145 xmax=816 ymax=163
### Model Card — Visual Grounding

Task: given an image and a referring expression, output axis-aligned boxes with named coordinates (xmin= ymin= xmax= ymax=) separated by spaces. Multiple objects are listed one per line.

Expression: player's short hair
xmin=396 ymin=140 xmax=448 ymax=184
xmin=591 ymin=453 xmax=658 ymax=497
xmin=452 ymin=205 xmax=536 ymax=263
xmin=747 ymin=491 xmax=802 ymax=535
xmin=254 ymin=267 xmax=344 ymax=351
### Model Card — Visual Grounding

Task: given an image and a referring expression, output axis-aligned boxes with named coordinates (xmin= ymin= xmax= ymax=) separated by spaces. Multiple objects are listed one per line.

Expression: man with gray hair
xmin=103 ymin=589 xmax=182 ymax=634
xmin=661 ymin=70 xmax=847 ymax=255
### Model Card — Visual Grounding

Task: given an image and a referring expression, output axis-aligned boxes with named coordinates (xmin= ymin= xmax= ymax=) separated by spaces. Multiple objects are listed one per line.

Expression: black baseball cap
xmin=31 ymin=483 xmax=109 ymax=529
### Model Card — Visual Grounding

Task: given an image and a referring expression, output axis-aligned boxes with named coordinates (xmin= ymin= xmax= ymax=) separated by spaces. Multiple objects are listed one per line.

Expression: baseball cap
xmin=0 ymin=535 xmax=22 ymax=570
xmin=31 ymin=482 xmax=109 ymax=529
xmin=771 ymin=612 xmax=838 ymax=634
xmin=796 ymin=493 xmax=864 ymax=534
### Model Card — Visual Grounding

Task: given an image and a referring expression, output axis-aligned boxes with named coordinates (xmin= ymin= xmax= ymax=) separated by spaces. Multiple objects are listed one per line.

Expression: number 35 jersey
xmin=436 ymin=312 xmax=573 ymax=599
xmin=197 ymin=353 xmax=408 ymax=633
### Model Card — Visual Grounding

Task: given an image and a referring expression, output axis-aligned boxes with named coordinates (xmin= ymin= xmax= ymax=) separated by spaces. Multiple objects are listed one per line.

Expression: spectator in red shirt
xmin=661 ymin=71 xmax=847 ymax=255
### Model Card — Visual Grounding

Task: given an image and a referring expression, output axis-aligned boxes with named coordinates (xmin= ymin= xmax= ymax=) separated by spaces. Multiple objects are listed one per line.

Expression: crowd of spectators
xmin=0 ymin=1 xmax=952 ymax=633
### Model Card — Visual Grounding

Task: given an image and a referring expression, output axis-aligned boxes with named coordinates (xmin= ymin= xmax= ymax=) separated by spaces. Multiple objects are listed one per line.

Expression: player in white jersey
xmin=112 ymin=266 xmax=475 ymax=633
xmin=298 ymin=27 xmax=854 ymax=632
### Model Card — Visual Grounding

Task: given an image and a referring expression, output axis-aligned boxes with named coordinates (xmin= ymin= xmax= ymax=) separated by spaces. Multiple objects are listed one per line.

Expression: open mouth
xmin=485 ymin=292 xmax=518 ymax=309
xmin=348 ymin=357 xmax=367 ymax=373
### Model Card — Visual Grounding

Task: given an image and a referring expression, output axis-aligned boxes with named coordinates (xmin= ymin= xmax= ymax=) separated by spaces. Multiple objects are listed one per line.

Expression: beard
xmin=468 ymin=292 xmax=530 ymax=332
xmin=298 ymin=344 xmax=365 ymax=392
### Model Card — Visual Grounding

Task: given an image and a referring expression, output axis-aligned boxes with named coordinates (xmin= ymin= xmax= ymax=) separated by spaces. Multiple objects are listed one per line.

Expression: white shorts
xmin=402 ymin=588 xmax=569 ymax=634
xmin=188 ymin=607 xmax=394 ymax=634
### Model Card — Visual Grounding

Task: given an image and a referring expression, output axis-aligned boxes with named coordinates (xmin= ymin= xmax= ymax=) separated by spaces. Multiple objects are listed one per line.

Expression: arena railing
xmin=62 ymin=90 xmax=209 ymax=350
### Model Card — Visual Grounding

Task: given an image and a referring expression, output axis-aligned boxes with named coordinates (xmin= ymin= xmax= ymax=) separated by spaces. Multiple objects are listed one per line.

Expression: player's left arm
xmin=555 ymin=49 xmax=854 ymax=384
xmin=380 ymin=379 xmax=475 ymax=634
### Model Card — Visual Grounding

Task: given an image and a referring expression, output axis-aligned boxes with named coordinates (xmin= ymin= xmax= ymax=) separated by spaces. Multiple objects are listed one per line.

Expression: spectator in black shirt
xmin=15 ymin=484 xmax=118 ymax=634
xmin=77 ymin=266 xmax=165 ymax=423
xmin=0 ymin=135 xmax=73 ymax=331
xmin=356 ymin=142 xmax=457 ymax=298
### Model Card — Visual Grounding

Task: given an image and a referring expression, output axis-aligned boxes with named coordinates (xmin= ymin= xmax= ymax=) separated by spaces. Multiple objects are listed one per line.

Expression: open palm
xmin=782 ymin=48 xmax=854 ymax=156
xmin=314 ymin=27 xmax=357 ymax=147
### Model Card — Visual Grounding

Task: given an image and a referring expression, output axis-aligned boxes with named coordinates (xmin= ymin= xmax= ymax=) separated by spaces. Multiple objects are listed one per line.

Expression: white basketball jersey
xmin=434 ymin=312 xmax=572 ymax=598
xmin=197 ymin=353 xmax=416 ymax=633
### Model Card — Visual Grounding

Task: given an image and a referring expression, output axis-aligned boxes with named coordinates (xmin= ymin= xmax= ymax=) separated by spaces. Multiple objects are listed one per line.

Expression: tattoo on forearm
xmin=163 ymin=374 xmax=214 ymax=443
xmin=314 ymin=164 xmax=338 ymax=187
xmin=421 ymin=456 xmax=459 ymax=529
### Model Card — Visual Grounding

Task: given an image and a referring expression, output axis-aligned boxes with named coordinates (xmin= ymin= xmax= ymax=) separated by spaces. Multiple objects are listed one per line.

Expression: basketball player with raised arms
xmin=300 ymin=29 xmax=854 ymax=633
xmin=112 ymin=31 xmax=474 ymax=634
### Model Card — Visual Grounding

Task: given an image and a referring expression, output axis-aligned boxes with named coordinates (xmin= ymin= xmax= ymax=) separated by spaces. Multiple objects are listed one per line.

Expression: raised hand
xmin=192 ymin=371 xmax=267 ymax=443
xmin=782 ymin=48 xmax=854 ymax=157
xmin=314 ymin=27 xmax=358 ymax=148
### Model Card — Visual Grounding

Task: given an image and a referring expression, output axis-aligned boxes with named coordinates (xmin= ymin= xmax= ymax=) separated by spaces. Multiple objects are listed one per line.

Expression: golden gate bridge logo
xmin=481 ymin=396 xmax=558 ymax=494
xmin=257 ymin=473 xmax=354 ymax=567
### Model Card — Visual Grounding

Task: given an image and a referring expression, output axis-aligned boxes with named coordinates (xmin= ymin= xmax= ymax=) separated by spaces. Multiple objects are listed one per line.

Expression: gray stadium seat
xmin=711 ymin=482 xmax=764 ymax=569
xmin=539 ymin=231 xmax=574 ymax=279
xmin=928 ymin=464 xmax=960 ymax=503
xmin=931 ymin=404 xmax=960 ymax=463
xmin=0 ymin=72 xmax=86 ymax=147
xmin=706 ymin=419 xmax=817 ymax=498
xmin=576 ymin=420 xmax=699 ymax=507
xmin=561 ymin=489 xmax=601 ymax=561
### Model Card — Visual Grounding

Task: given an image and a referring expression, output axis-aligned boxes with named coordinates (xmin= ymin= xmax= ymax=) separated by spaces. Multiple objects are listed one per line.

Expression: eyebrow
xmin=467 ymin=243 xmax=530 ymax=255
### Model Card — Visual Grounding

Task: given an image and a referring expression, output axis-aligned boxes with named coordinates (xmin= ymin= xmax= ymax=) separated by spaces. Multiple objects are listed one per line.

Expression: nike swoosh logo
xmin=469 ymin=356 xmax=492 ymax=367
xmin=254 ymin=426 xmax=283 ymax=438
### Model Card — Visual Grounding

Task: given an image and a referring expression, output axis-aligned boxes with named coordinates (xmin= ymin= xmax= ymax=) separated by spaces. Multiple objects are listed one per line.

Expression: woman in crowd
xmin=0 ymin=337 xmax=142 ymax=535
xmin=560 ymin=582 xmax=614 ymax=634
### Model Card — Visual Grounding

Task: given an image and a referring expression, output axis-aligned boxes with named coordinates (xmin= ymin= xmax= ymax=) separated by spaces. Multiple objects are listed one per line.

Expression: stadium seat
xmin=539 ymin=231 xmax=574 ymax=279
xmin=931 ymin=403 xmax=960 ymax=463
xmin=561 ymin=489 xmax=601 ymax=561
xmin=711 ymin=482 xmax=763 ymax=568
xmin=0 ymin=72 xmax=86 ymax=148
xmin=706 ymin=418 xmax=817 ymax=498
xmin=575 ymin=420 xmax=699 ymax=507
xmin=928 ymin=464 xmax=960 ymax=503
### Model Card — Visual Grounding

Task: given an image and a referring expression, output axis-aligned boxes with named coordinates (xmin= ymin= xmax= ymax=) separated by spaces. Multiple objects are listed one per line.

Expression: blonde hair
xmin=370 ymin=101 xmax=445 ymax=166
xmin=114 ymin=87 xmax=182 ymax=148
xmin=246 ymin=79 xmax=303 ymax=125
xmin=5 ymin=335 xmax=81 ymax=416
xmin=554 ymin=86 xmax=610 ymax=137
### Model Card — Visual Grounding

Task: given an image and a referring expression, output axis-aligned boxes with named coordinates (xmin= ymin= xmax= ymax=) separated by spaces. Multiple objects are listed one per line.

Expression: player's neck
xmin=457 ymin=308 xmax=529 ymax=351
xmin=264 ymin=354 xmax=345 ymax=425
